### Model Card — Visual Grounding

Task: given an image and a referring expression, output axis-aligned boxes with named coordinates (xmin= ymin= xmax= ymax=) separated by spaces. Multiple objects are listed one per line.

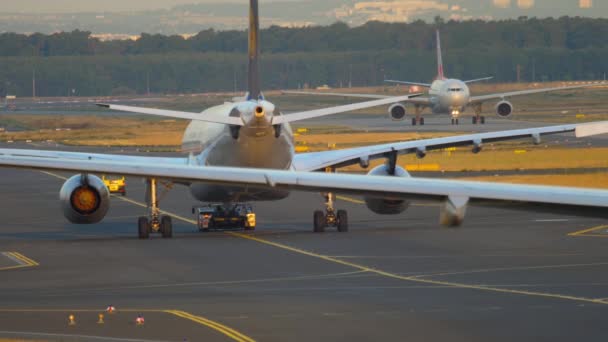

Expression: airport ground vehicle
xmin=102 ymin=175 xmax=126 ymax=195
xmin=193 ymin=204 xmax=256 ymax=232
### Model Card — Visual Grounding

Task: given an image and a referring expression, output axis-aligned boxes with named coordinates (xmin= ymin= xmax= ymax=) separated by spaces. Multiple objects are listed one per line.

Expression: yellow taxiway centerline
xmin=39 ymin=171 xmax=608 ymax=306
xmin=568 ymin=225 xmax=608 ymax=237
xmin=166 ymin=310 xmax=255 ymax=342
xmin=0 ymin=252 xmax=39 ymax=271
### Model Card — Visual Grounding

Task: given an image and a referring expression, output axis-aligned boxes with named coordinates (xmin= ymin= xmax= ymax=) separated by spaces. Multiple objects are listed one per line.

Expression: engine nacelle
xmin=364 ymin=165 xmax=410 ymax=215
xmin=388 ymin=103 xmax=407 ymax=121
xmin=60 ymin=174 xmax=110 ymax=224
xmin=495 ymin=100 xmax=513 ymax=118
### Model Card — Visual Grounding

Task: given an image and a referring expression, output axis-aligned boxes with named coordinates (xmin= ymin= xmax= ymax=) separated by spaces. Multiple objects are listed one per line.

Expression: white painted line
xmin=534 ymin=219 xmax=570 ymax=222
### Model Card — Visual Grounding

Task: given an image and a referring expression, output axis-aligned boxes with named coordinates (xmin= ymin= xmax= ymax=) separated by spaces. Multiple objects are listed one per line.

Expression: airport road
xmin=0 ymin=166 xmax=608 ymax=341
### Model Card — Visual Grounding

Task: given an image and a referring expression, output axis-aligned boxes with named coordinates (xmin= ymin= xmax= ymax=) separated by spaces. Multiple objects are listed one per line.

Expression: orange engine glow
xmin=70 ymin=187 xmax=100 ymax=214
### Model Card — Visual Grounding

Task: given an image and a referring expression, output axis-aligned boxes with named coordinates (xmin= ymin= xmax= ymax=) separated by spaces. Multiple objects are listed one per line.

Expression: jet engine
xmin=388 ymin=103 xmax=407 ymax=121
xmin=495 ymin=101 xmax=513 ymax=118
xmin=60 ymin=174 xmax=110 ymax=224
xmin=364 ymin=164 xmax=410 ymax=215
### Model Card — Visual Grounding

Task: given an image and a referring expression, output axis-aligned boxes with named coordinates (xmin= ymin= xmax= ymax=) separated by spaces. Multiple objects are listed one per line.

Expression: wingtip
xmin=96 ymin=103 xmax=110 ymax=108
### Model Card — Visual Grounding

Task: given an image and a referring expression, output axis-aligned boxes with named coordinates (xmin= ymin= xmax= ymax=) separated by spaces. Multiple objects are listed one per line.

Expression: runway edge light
xmin=68 ymin=314 xmax=76 ymax=326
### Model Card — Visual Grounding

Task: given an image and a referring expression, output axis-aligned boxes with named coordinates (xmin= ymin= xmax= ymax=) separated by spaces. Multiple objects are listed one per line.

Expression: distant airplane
xmin=0 ymin=1 xmax=607 ymax=239
xmin=285 ymin=30 xmax=599 ymax=126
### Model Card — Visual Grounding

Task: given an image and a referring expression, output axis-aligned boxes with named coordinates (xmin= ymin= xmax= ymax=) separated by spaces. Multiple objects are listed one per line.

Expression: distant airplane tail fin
xmin=436 ymin=29 xmax=445 ymax=80
xmin=247 ymin=0 xmax=262 ymax=100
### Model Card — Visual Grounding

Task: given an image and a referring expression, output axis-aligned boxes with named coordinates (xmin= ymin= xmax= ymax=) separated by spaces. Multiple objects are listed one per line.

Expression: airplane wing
xmin=271 ymin=94 xmax=421 ymax=125
xmin=385 ymin=80 xmax=432 ymax=87
xmin=0 ymin=154 xmax=607 ymax=224
xmin=282 ymin=91 xmax=432 ymax=106
xmin=97 ymin=104 xmax=246 ymax=126
xmin=292 ymin=121 xmax=608 ymax=171
xmin=283 ymin=90 xmax=391 ymax=99
xmin=100 ymin=94 xmax=423 ymax=125
xmin=0 ymin=148 xmax=188 ymax=166
xmin=464 ymin=76 xmax=493 ymax=84
xmin=469 ymin=83 xmax=602 ymax=103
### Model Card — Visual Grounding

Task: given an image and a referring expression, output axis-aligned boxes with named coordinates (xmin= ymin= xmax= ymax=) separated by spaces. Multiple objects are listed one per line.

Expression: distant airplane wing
xmin=0 ymin=153 xmax=607 ymax=225
xmin=385 ymin=80 xmax=432 ymax=87
xmin=469 ymin=83 xmax=603 ymax=103
xmin=282 ymin=91 xmax=432 ymax=106
xmin=464 ymin=76 xmax=493 ymax=84
xmin=97 ymin=104 xmax=246 ymax=126
xmin=283 ymin=90 xmax=391 ymax=99
xmin=271 ymin=94 xmax=421 ymax=125
xmin=292 ymin=121 xmax=608 ymax=171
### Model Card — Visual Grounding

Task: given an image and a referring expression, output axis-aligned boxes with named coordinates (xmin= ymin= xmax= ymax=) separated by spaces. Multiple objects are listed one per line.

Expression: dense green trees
xmin=0 ymin=17 xmax=607 ymax=97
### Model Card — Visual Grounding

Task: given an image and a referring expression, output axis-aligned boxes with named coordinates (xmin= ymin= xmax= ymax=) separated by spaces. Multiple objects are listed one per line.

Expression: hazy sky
xmin=1 ymin=0 xmax=290 ymax=13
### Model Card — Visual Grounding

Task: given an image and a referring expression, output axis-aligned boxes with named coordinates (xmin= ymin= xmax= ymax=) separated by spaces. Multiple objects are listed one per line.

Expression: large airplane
xmin=0 ymin=0 xmax=607 ymax=239
xmin=285 ymin=30 xmax=599 ymax=126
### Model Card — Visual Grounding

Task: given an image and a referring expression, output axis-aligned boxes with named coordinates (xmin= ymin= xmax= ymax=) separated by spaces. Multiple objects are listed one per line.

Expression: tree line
xmin=0 ymin=17 xmax=607 ymax=97
xmin=1 ymin=17 xmax=608 ymax=57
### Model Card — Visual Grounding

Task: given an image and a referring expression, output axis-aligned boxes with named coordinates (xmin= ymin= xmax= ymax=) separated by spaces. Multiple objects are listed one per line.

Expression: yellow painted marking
xmin=568 ymin=225 xmax=608 ymax=237
xmin=336 ymin=195 xmax=364 ymax=204
xmin=0 ymin=252 xmax=39 ymax=271
xmin=0 ymin=309 xmax=256 ymax=342
xmin=227 ymin=232 xmax=608 ymax=306
xmin=166 ymin=310 xmax=255 ymax=342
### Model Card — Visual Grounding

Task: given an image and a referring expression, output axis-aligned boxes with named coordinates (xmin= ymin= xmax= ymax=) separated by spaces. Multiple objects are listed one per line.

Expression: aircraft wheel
xmin=160 ymin=215 xmax=173 ymax=238
xmin=451 ymin=118 xmax=455 ymax=125
xmin=455 ymin=119 xmax=460 ymax=125
xmin=138 ymin=216 xmax=150 ymax=239
xmin=481 ymin=116 xmax=486 ymax=124
xmin=411 ymin=118 xmax=417 ymax=126
xmin=337 ymin=210 xmax=349 ymax=233
xmin=472 ymin=116 xmax=477 ymax=124
xmin=420 ymin=118 xmax=425 ymax=125
xmin=313 ymin=210 xmax=326 ymax=233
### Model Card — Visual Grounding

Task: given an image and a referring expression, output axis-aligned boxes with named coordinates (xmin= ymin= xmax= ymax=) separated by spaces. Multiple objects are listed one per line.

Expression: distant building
xmin=493 ymin=0 xmax=511 ymax=8
xmin=517 ymin=0 xmax=535 ymax=9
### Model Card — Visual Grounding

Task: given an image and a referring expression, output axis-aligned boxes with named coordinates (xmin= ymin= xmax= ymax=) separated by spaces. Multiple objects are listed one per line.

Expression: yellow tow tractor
xmin=102 ymin=175 xmax=127 ymax=196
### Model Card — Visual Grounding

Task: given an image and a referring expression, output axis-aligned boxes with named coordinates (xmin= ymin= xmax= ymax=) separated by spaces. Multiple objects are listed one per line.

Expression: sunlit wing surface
xmin=0 ymin=156 xmax=607 ymax=220
xmin=469 ymin=83 xmax=603 ymax=103
xmin=0 ymin=149 xmax=188 ymax=166
xmin=97 ymin=103 xmax=246 ymax=126
xmin=292 ymin=121 xmax=608 ymax=171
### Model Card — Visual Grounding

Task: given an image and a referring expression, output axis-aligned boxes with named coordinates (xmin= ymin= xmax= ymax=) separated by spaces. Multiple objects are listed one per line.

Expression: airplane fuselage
xmin=428 ymin=79 xmax=471 ymax=116
xmin=181 ymin=100 xmax=295 ymax=203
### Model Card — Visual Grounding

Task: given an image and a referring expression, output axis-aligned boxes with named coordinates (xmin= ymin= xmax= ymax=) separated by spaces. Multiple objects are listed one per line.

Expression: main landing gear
xmin=451 ymin=118 xmax=460 ymax=125
xmin=411 ymin=105 xmax=425 ymax=126
xmin=472 ymin=103 xmax=486 ymax=125
xmin=313 ymin=192 xmax=348 ymax=233
xmin=138 ymin=178 xmax=174 ymax=239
